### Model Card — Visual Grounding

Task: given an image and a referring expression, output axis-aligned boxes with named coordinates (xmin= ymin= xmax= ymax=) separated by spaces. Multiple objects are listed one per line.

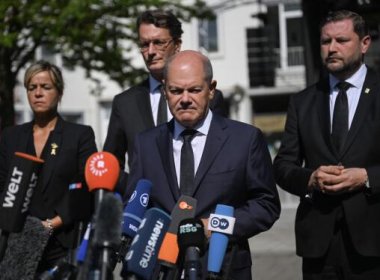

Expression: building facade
xmin=13 ymin=0 xmax=380 ymax=207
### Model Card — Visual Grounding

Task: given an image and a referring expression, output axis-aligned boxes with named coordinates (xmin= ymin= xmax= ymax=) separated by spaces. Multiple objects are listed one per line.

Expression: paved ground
xmin=249 ymin=207 xmax=302 ymax=280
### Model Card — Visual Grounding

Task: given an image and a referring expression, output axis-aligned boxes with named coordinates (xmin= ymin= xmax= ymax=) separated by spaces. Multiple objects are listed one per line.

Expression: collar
xmin=149 ymin=75 xmax=161 ymax=93
xmin=329 ymin=64 xmax=367 ymax=91
xmin=173 ymin=110 xmax=213 ymax=140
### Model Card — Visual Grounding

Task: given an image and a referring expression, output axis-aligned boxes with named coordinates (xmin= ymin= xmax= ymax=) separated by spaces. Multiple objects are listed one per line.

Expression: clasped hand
xmin=308 ymin=165 xmax=367 ymax=195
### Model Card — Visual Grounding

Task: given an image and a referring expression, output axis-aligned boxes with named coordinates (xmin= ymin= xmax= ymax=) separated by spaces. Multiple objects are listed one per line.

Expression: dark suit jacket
xmin=126 ymin=114 xmax=281 ymax=276
xmin=273 ymin=68 xmax=380 ymax=258
xmin=103 ymin=79 xmax=227 ymax=195
xmin=0 ymin=116 xmax=97 ymax=248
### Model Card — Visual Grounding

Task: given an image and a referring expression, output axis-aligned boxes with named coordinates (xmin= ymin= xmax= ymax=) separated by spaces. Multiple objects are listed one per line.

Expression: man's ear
xmin=174 ymin=39 xmax=182 ymax=53
xmin=209 ymin=80 xmax=217 ymax=100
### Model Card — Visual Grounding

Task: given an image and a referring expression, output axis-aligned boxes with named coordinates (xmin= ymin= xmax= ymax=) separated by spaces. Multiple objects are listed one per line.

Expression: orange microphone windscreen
xmin=85 ymin=151 xmax=120 ymax=192
xmin=157 ymin=232 xmax=179 ymax=265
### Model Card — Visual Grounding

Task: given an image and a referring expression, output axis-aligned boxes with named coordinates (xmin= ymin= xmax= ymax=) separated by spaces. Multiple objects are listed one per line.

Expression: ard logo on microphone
xmin=129 ymin=190 xmax=149 ymax=207
xmin=208 ymin=214 xmax=236 ymax=235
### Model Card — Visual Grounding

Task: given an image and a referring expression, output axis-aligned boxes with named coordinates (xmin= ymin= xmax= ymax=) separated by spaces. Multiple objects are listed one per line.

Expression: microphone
xmin=157 ymin=195 xmax=197 ymax=280
xmin=114 ymin=179 xmax=152 ymax=266
xmin=0 ymin=152 xmax=44 ymax=261
xmin=177 ymin=218 xmax=206 ymax=280
xmin=76 ymin=222 xmax=91 ymax=263
xmin=207 ymin=205 xmax=235 ymax=280
xmin=38 ymin=260 xmax=77 ymax=280
xmin=85 ymin=151 xmax=120 ymax=208
xmin=88 ymin=191 xmax=123 ymax=280
xmin=76 ymin=152 xmax=120 ymax=280
xmin=121 ymin=207 xmax=171 ymax=280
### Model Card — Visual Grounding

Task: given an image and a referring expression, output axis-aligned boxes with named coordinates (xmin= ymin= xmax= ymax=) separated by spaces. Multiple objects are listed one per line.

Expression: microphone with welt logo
xmin=114 ymin=179 xmax=152 ymax=266
xmin=0 ymin=152 xmax=44 ymax=261
xmin=121 ymin=207 xmax=171 ymax=280
xmin=207 ymin=204 xmax=235 ymax=280
xmin=177 ymin=218 xmax=207 ymax=280
xmin=157 ymin=195 xmax=197 ymax=280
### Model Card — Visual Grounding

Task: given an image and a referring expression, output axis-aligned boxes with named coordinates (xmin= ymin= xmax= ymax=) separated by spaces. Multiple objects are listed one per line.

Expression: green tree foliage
xmin=0 ymin=0 xmax=213 ymax=129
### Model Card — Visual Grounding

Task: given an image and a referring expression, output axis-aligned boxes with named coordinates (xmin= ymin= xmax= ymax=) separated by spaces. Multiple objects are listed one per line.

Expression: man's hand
xmin=201 ymin=218 xmax=212 ymax=239
xmin=308 ymin=165 xmax=344 ymax=190
xmin=308 ymin=166 xmax=367 ymax=195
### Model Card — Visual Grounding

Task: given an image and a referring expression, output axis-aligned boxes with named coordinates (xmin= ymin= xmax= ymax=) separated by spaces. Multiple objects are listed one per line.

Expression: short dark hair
xmin=24 ymin=60 xmax=64 ymax=96
xmin=136 ymin=9 xmax=183 ymax=40
xmin=320 ymin=10 xmax=369 ymax=39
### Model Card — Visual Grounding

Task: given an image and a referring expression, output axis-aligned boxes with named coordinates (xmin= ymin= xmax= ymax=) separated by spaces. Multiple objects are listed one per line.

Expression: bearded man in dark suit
xmin=274 ymin=10 xmax=380 ymax=279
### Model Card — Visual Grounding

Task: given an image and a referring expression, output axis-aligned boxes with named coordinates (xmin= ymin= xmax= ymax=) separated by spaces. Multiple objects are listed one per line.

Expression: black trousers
xmin=302 ymin=210 xmax=380 ymax=280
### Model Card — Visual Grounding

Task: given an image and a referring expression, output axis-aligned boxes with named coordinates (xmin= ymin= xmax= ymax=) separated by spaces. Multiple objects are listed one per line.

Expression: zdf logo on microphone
xmin=208 ymin=213 xmax=236 ymax=235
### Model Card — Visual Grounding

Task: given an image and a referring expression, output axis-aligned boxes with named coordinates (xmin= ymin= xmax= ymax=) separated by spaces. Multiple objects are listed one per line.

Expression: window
xmin=286 ymin=17 xmax=304 ymax=66
xmin=198 ymin=18 xmax=218 ymax=53
xmin=61 ymin=112 xmax=84 ymax=124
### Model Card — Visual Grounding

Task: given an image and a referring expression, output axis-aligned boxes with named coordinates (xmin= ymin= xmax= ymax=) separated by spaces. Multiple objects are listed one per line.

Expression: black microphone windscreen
xmin=92 ymin=192 xmax=123 ymax=248
xmin=0 ymin=216 xmax=50 ymax=279
xmin=177 ymin=218 xmax=206 ymax=258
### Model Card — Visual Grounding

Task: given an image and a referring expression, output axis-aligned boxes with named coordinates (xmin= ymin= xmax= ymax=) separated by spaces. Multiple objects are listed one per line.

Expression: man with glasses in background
xmin=103 ymin=9 xmax=226 ymax=195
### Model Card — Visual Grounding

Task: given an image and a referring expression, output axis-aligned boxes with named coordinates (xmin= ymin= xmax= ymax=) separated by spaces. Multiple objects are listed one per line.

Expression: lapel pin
xmin=365 ymin=88 xmax=370 ymax=94
xmin=51 ymin=143 xmax=58 ymax=155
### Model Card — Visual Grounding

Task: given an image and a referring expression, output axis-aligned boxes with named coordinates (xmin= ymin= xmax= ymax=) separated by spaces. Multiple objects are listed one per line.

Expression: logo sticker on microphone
xmin=129 ymin=190 xmax=137 ymax=202
xmin=89 ymin=153 xmax=108 ymax=177
xmin=208 ymin=213 xmax=236 ymax=235
xmin=210 ymin=217 xmax=229 ymax=230
xmin=179 ymin=201 xmax=193 ymax=210
xmin=140 ymin=193 xmax=149 ymax=207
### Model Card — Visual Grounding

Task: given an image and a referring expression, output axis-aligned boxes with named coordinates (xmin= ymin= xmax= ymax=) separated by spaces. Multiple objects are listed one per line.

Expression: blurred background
xmin=1 ymin=0 xmax=380 ymax=279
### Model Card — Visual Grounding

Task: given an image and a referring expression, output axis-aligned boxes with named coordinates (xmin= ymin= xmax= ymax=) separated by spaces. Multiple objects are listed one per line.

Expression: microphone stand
xmin=185 ymin=247 xmax=201 ymax=280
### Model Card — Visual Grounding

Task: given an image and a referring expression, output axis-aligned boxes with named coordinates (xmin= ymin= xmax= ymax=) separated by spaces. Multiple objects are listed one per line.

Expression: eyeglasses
xmin=138 ymin=39 xmax=174 ymax=52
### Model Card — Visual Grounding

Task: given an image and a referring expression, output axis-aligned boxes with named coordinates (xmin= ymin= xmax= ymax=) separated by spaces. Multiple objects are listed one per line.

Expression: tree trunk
xmin=0 ymin=51 xmax=16 ymax=132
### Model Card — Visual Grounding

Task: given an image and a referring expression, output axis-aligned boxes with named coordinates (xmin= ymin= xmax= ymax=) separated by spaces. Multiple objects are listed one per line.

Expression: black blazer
xmin=0 ymin=116 xmax=97 ymax=248
xmin=103 ymin=78 xmax=227 ymax=195
xmin=126 ymin=114 xmax=281 ymax=276
xmin=273 ymin=68 xmax=380 ymax=258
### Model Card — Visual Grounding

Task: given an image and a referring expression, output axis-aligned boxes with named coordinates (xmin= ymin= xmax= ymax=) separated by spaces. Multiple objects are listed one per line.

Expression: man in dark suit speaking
xmin=125 ymin=50 xmax=280 ymax=279
xmin=103 ymin=10 xmax=226 ymax=195
xmin=274 ymin=10 xmax=380 ymax=279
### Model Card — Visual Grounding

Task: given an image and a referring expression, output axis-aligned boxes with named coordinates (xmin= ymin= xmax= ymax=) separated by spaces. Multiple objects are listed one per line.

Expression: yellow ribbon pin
xmin=51 ymin=143 xmax=58 ymax=155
